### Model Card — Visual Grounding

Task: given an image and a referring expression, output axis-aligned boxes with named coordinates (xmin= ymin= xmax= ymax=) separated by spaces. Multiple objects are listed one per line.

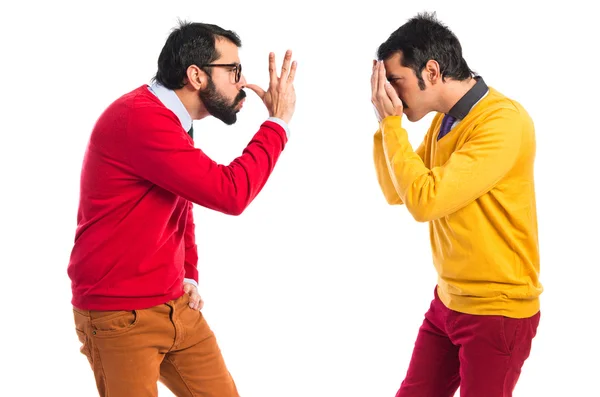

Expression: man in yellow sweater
xmin=371 ymin=12 xmax=542 ymax=397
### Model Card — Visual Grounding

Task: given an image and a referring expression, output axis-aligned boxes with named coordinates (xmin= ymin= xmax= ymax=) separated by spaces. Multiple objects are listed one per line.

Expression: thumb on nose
xmin=246 ymin=84 xmax=265 ymax=99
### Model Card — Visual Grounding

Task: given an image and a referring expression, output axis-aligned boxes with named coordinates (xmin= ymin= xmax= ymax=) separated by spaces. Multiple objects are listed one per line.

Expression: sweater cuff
xmin=380 ymin=115 xmax=403 ymax=131
xmin=268 ymin=117 xmax=291 ymax=139
xmin=183 ymin=278 xmax=198 ymax=289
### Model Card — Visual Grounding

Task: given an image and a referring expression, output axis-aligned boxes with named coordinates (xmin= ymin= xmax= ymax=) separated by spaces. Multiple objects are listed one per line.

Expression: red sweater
xmin=67 ymin=85 xmax=288 ymax=310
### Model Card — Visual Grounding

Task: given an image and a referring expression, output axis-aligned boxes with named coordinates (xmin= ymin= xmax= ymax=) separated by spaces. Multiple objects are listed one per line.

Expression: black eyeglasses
xmin=201 ymin=63 xmax=242 ymax=83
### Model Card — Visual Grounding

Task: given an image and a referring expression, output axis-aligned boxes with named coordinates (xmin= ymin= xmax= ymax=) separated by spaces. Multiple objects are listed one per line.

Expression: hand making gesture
xmin=247 ymin=50 xmax=297 ymax=124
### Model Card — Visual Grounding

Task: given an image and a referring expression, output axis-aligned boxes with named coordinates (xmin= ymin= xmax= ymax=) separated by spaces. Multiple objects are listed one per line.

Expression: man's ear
xmin=423 ymin=59 xmax=441 ymax=85
xmin=186 ymin=65 xmax=208 ymax=90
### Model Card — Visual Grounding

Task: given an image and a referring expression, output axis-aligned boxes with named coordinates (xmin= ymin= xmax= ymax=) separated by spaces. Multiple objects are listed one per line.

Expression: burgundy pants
xmin=396 ymin=287 xmax=540 ymax=397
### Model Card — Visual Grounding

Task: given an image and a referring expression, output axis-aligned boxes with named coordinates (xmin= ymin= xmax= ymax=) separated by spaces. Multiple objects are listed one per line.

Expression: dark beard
xmin=199 ymin=78 xmax=246 ymax=125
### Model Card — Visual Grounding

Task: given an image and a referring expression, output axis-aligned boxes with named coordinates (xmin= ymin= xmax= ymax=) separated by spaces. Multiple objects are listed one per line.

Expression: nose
xmin=237 ymin=74 xmax=247 ymax=88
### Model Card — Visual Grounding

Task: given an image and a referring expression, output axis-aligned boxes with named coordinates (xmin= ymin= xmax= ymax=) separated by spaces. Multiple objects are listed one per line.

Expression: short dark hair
xmin=154 ymin=20 xmax=242 ymax=89
xmin=377 ymin=12 xmax=474 ymax=89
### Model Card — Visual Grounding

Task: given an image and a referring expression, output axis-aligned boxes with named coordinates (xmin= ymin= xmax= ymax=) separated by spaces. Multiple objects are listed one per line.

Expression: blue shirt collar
xmin=148 ymin=82 xmax=193 ymax=132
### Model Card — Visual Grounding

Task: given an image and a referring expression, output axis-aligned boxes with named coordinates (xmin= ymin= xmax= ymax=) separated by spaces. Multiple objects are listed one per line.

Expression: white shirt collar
xmin=148 ymin=81 xmax=193 ymax=132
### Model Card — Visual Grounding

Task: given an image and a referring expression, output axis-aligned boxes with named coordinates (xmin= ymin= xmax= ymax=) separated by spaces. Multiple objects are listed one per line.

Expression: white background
xmin=1 ymin=0 xmax=598 ymax=396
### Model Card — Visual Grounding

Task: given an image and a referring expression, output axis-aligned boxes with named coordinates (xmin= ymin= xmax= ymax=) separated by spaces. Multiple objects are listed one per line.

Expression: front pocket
xmin=90 ymin=310 xmax=139 ymax=338
xmin=75 ymin=329 xmax=93 ymax=365
xmin=500 ymin=316 xmax=522 ymax=354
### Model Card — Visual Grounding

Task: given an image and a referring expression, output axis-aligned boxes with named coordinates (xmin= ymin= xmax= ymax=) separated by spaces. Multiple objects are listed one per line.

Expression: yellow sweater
xmin=374 ymin=87 xmax=542 ymax=318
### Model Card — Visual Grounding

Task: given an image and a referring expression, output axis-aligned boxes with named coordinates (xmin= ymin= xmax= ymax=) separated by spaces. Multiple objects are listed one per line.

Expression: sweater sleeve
xmin=380 ymin=110 xmax=522 ymax=222
xmin=183 ymin=201 xmax=199 ymax=284
xmin=125 ymin=106 xmax=287 ymax=216
xmin=373 ymin=128 xmax=426 ymax=205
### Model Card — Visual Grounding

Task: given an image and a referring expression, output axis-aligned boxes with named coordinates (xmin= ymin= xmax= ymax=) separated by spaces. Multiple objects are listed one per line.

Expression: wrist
xmin=183 ymin=278 xmax=198 ymax=288
xmin=380 ymin=114 xmax=402 ymax=124
xmin=272 ymin=114 xmax=291 ymax=124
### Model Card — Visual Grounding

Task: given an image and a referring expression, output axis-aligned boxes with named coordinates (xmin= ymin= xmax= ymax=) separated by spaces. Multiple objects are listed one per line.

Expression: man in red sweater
xmin=68 ymin=21 xmax=296 ymax=397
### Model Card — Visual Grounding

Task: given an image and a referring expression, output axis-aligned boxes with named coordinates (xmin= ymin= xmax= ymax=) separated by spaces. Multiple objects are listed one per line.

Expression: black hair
xmin=377 ymin=12 xmax=474 ymax=89
xmin=154 ymin=20 xmax=242 ymax=89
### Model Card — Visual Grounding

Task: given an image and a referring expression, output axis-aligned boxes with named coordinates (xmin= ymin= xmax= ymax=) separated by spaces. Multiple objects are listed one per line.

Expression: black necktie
xmin=187 ymin=124 xmax=194 ymax=139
